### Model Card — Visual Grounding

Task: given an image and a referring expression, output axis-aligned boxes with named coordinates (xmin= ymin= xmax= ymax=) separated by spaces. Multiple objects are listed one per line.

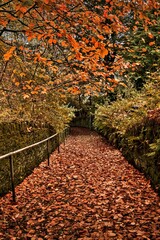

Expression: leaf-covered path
xmin=0 ymin=127 xmax=159 ymax=239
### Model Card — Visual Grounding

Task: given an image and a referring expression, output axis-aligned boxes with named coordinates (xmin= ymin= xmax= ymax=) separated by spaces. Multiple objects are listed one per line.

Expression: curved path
xmin=0 ymin=127 xmax=159 ymax=239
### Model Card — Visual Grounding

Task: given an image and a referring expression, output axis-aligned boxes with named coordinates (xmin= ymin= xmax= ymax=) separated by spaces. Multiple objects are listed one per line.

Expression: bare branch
xmin=0 ymin=0 xmax=13 ymax=8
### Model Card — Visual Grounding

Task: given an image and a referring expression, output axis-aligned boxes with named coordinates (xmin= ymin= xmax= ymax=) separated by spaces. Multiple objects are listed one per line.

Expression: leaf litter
xmin=0 ymin=127 xmax=159 ymax=239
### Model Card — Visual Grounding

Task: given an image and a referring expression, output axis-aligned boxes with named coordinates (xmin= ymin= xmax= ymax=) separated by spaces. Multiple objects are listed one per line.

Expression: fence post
xmin=47 ymin=140 xmax=50 ymax=166
xmin=9 ymin=155 xmax=16 ymax=203
xmin=63 ymin=131 xmax=66 ymax=146
xmin=58 ymin=134 xmax=60 ymax=153
xmin=89 ymin=114 xmax=92 ymax=130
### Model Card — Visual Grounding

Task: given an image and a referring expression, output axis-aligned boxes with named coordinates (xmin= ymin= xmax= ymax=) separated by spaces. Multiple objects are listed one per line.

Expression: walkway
xmin=0 ymin=127 xmax=159 ymax=239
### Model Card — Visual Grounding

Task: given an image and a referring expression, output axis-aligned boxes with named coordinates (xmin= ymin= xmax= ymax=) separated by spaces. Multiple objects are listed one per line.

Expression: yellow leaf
xmin=42 ymin=88 xmax=47 ymax=94
xmin=119 ymin=82 xmax=127 ymax=87
xmin=31 ymin=91 xmax=38 ymax=95
xmin=52 ymin=66 xmax=58 ymax=73
xmin=23 ymin=94 xmax=30 ymax=99
xmin=56 ymin=59 xmax=62 ymax=63
xmin=48 ymin=81 xmax=54 ymax=85
xmin=26 ymin=84 xmax=32 ymax=89
xmin=20 ymin=72 xmax=26 ymax=77
xmin=68 ymin=55 xmax=73 ymax=61
xmin=15 ymin=82 xmax=20 ymax=86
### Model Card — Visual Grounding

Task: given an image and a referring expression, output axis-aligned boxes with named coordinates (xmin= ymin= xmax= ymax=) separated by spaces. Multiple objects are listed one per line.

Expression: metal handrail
xmin=0 ymin=128 xmax=69 ymax=202
xmin=0 ymin=133 xmax=58 ymax=160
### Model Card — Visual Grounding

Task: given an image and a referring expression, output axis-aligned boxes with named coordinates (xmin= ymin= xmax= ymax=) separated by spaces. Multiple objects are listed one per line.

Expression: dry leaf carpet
xmin=0 ymin=127 xmax=159 ymax=239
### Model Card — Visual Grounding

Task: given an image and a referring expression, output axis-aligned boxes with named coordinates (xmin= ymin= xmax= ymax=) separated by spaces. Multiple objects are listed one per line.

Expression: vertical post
xmin=9 ymin=155 xmax=16 ymax=203
xmin=89 ymin=94 xmax=92 ymax=130
xmin=58 ymin=134 xmax=60 ymax=153
xmin=47 ymin=140 xmax=50 ymax=166
xmin=63 ymin=131 xmax=66 ymax=146
xmin=89 ymin=114 xmax=92 ymax=130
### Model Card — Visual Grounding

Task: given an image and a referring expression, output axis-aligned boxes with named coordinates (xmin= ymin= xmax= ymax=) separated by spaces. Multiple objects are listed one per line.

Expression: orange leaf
xmin=59 ymin=3 xmax=67 ymax=11
xmin=95 ymin=41 xmax=99 ymax=48
xmin=148 ymin=33 xmax=154 ymax=39
xmin=23 ymin=94 xmax=30 ymax=99
xmin=61 ymin=41 xmax=68 ymax=47
xmin=107 ymin=86 xmax=114 ymax=92
xmin=94 ymin=16 xmax=101 ymax=24
xmin=98 ymin=35 xmax=104 ymax=40
xmin=20 ymin=72 xmax=26 ymax=77
xmin=75 ymin=52 xmax=83 ymax=61
xmin=27 ymin=35 xmax=33 ymax=41
xmin=7 ymin=14 xmax=17 ymax=21
xmin=3 ymin=46 xmax=16 ymax=61
xmin=15 ymin=81 xmax=20 ymax=86
xmin=142 ymin=48 xmax=147 ymax=52
xmin=31 ymin=91 xmax=38 ymax=95
xmin=44 ymin=0 xmax=49 ymax=4
xmin=119 ymin=82 xmax=127 ymax=87
xmin=67 ymin=35 xmax=79 ymax=49
xmin=48 ymin=38 xmax=54 ymax=44
xmin=19 ymin=6 xmax=27 ymax=13
xmin=68 ymin=55 xmax=73 ymax=61
xmin=19 ymin=46 xmax=24 ymax=51
xmin=100 ymin=48 xmax=108 ymax=58
xmin=149 ymin=41 xmax=155 ymax=46
xmin=56 ymin=59 xmax=62 ymax=63
xmin=0 ymin=19 xmax=8 ymax=27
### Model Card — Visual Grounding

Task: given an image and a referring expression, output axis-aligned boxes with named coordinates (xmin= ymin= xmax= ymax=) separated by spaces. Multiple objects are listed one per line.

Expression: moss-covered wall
xmin=121 ymin=118 xmax=160 ymax=194
xmin=96 ymin=117 xmax=160 ymax=195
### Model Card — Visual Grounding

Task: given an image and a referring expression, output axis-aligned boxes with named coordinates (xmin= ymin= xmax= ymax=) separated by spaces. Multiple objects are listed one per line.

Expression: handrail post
xmin=63 ymin=131 xmax=65 ymax=146
xmin=58 ymin=134 xmax=60 ymax=153
xmin=9 ymin=155 xmax=16 ymax=203
xmin=47 ymin=140 xmax=50 ymax=166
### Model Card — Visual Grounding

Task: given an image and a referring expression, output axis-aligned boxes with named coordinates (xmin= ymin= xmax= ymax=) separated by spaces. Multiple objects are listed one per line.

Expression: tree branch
xmin=0 ymin=0 xmax=13 ymax=8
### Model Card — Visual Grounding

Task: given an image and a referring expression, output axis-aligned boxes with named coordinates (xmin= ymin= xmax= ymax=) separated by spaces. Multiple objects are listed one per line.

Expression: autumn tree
xmin=0 ymin=0 xmax=159 ymax=124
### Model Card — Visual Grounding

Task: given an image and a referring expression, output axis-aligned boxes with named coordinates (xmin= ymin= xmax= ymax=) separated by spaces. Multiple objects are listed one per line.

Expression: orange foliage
xmin=3 ymin=47 xmax=16 ymax=61
xmin=0 ymin=0 xmax=159 ymax=97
